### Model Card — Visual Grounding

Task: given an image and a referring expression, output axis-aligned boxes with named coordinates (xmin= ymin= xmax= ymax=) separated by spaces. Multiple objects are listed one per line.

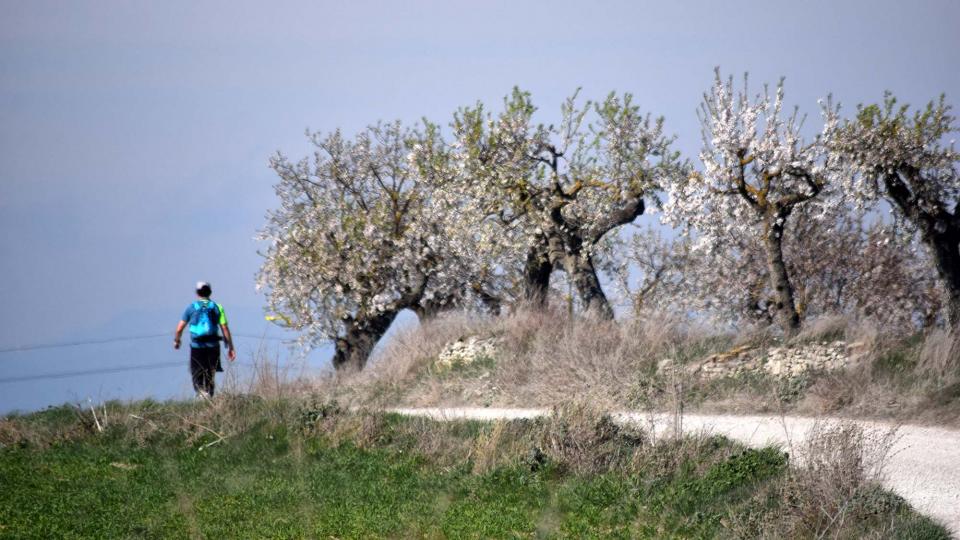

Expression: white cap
xmin=196 ymin=281 xmax=211 ymax=293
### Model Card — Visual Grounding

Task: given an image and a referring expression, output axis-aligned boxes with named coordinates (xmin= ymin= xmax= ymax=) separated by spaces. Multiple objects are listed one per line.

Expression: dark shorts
xmin=190 ymin=346 xmax=222 ymax=372
xmin=189 ymin=346 xmax=221 ymax=396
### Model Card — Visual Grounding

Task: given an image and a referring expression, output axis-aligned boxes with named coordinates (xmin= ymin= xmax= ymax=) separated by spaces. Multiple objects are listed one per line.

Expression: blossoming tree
xmin=664 ymin=70 xmax=840 ymax=335
xmin=258 ymin=122 xmax=498 ymax=370
xmin=614 ymin=206 xmax=941 ymax=331
xmin=448 ymin=88 xmax=686 ymax=319
xmin=826 ymin=94 xmax=960 ymax=326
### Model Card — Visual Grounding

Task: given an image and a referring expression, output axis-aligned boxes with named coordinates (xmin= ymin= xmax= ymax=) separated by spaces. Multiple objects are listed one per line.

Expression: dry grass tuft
xmin=470 ymin=420 xmax=508 ymax=474
xmin=323 ymin=307 xmax=733 ymax=412
xmin=535 ymin=402 xmax=645 ymax=475
xmin=791 ymin=314 xmax=852 ymax=345
xmin=918 ymin=329 xmax=960 ymax=380
xmin=773 ymin=421 xmax=899 ymax=538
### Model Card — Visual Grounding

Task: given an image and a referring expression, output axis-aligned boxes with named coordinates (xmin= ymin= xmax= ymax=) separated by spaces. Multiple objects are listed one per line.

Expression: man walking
xmin=174 ymin=281 xmax=236 ymax=398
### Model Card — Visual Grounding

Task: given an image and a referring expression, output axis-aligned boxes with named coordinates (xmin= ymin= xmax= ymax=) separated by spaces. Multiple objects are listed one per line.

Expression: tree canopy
xmin=260 ymin=74 xmax=960 ymax=370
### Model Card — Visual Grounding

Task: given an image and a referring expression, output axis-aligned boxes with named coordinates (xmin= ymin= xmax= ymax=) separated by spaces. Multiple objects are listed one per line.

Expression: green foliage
xmin=873 ymin=349 xmax=917 ymax=380
xmin=0 ymin=402 xmax=947 ymax=539
xmin=433 ymin=353 xmax=496 ymax=377
xmin=296 ymin=396 xmax=342 ymax=427
xmin=775 ymin=372 xmax=816 ymax=404
xmin=441 ymin=465 xmax=548 ymax=538
xmin=855 ymin=92 xmax=953 ymax=141
xmin=634 ymin=447 xmax=787 ymax=537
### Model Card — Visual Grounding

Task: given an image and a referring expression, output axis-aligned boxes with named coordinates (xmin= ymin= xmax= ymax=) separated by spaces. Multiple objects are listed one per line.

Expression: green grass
xmin=0 ymin=400 xmax=950 ymax=539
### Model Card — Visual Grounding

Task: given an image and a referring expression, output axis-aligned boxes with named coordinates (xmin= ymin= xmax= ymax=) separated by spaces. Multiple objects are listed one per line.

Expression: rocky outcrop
xmin=762 ymin=342 xmax=850 ymax=377
xmin=667 ymin=341 xmax=868 ymax=380
xmin=434 ymin=336 xmax=498 ymax=372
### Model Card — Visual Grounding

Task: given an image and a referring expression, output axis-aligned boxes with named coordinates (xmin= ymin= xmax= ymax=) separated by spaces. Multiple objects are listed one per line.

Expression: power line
xmin=0 ymin=333 xmax=169 ymax=354
xmin=0 ymin=330 xmax=303 ymax=384
xmin=0 ymin=360 xmax=185 ymax=384
xmin=0 ymin=359 xmax=301 ymax=385
xmin=0 ymin=332 xmax=293 ymax=355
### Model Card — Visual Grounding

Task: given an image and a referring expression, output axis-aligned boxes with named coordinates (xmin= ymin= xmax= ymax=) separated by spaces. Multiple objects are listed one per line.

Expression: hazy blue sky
xmin=1 ymin=0 xmax=958 ymax=411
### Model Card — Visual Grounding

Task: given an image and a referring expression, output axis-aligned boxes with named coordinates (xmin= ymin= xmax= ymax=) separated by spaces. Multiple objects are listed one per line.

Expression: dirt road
xmin=390 ymin=407 xmax=960 ymax=535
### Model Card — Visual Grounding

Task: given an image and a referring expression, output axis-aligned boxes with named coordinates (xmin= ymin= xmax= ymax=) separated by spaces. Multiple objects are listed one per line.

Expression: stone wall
xmin=673 ymin=341 xmax=868 ymax=380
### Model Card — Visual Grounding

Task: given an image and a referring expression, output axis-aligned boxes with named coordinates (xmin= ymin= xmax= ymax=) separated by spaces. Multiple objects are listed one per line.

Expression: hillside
xmin=324 ymin=309 xmax=960 ymax=428
xmin=3 ymin=309 xmax=958 ymax=538
xmin=0 ymin=396 xmax=950 ymax=538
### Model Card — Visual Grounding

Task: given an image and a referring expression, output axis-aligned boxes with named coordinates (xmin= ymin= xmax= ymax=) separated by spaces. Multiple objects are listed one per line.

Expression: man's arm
xmin=220 ymin=324 xmax=236 ymax=361
xmin=174 ymin=320 xmax=186 ymax=349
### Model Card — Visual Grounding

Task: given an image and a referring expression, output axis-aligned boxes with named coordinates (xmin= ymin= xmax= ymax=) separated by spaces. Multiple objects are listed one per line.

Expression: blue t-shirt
xmin=181 ymin=299 xmax=228 ymax=349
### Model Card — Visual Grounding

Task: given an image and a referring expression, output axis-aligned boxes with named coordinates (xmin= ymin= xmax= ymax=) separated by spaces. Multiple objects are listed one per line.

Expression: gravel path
xmin=390 ymin=407 xmax=960 ymax=535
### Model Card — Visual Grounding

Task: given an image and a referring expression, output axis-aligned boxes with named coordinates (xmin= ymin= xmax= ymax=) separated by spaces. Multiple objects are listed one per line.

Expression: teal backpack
xmin=189 ymin=301 xmax=221 ymax=343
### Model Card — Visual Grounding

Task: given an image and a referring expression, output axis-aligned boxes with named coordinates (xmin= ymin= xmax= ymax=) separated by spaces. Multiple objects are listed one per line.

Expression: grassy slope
xmin=0 ymin=400 xmax=949 ymax=539
xmin=336 ymin=310 xmax=960 ymax=427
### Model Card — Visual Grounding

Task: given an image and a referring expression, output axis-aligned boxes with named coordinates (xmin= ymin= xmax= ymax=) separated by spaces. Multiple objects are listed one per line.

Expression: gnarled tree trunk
xmin=331 ymin=275 xmax=428 ymax=371
xmin=332 ymin=310 xmax=399 ymax=371
xmin=764 ymin=216 xmax=802 ymax=336
xmin=930 ymin=229 xmax=960 ymax=326
xmin=563 ymin=251 xmax=614 ymax=319
xmin=884 ymin=172 xmax=960 ymax=327
xmin=523 ymin=242 xmax=553 ymax=308
xmin=526 ymin=196 xmax=645 ymax=320
xmin=549 ymin=225 xmax=614 ymax=319
xmin=912 ymin=218 xmax=960 ymax=326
